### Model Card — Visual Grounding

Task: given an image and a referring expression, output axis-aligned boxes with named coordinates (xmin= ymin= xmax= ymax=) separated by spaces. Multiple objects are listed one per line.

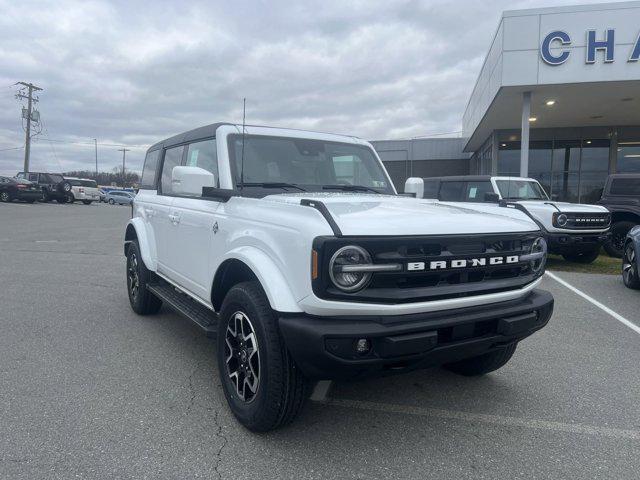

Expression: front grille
xmin=559 ymin=212 xmax=611 ymax=230
xmin=312 ymin=233 xmax=542 ymax=304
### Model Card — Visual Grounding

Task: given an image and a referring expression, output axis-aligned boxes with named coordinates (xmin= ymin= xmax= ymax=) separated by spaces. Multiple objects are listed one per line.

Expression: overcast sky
xmin=0 ymin=0 xmax=609 ymax=175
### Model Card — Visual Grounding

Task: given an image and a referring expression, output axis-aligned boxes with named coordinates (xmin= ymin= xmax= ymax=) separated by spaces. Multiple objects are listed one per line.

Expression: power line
xmin=32 ymin=137 xmax=148 ymax=149
xmin=0 ymin=145 xmax=24 ymax=152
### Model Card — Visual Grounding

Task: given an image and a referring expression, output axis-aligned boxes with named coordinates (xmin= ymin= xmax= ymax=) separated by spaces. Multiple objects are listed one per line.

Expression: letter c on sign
xmin=541 ymin=31 xmax=571 ymax=65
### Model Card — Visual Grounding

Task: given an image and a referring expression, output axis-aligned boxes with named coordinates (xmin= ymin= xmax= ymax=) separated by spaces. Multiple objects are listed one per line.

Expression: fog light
xmin=355 ymin=338 xmax=371 ymax=355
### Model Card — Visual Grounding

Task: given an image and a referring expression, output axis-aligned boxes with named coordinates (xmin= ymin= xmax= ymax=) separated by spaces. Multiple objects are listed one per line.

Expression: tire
xmin=605 ymin=221 xmax=636 ymax=258
xmin=443 ymin=343 xmax=517 ymax=376
xmin=108 ymin=198 xmax=115 ymax=205
xmin=0 ymin=191 xmax=11 ymax=202
xmin=126 ymin=241 xmax=162 ymax=315
xmin=622 ymin=241 xmax=640 ymax=290
xmin=59 ymin=181 xmax=72 ymax=193
xmin=561 ymin=249 xmax=600 ymax=264
xmin=217 ymin=281 xmax=312 ymax=432
xmin=82 ymin=200 xmax=92 ymax=205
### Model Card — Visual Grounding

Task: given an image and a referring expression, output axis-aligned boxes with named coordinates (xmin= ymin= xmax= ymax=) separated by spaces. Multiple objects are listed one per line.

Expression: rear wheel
xmin=562 ymin=249 xmax=600 ymax=264
xmin=0 ymin=191 xmax=11 ymax=202
xmin=443 ymin=343 xmax=517 ymax=376
xmin=605 ymin=221 xmax=636 ymax=258
xmin=126 ymin=241 xmax=162 ymax=314
xmin=622 ymin=241 xmax=640 ymax=290
xmin=108 ymin=198 xmax=115 ymax=205
xmin=217 ymin=281 xmax=312 ymax=432
xmin=82 ymin=200 xmax=92 ymax=205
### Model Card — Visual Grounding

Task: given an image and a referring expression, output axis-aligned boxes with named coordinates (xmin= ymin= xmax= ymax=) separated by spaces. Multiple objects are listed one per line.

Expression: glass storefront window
xmin=552 ymin=140 xmax=580 ymax=172
xmin=617 ymin=141 xmax=640 ymax=173
xmin=497 ymin=141 xmax=520 ymax=176
xmin=551 ymin=172 xmax=579 ymax=202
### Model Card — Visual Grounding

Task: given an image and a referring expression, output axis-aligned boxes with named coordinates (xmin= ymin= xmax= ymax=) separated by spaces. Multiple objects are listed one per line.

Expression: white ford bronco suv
xmin=124 ymin=123 xmax=554 ymax=431
xmin=406 ymin=175 xmax=611 ymax=264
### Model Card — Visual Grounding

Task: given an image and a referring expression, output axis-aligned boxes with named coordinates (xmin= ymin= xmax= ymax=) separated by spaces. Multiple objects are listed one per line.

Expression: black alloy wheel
xmin=224 ymin=311 xmax=261 ymax=403
xmin=622 ymin=242 xmax=640 ymax=289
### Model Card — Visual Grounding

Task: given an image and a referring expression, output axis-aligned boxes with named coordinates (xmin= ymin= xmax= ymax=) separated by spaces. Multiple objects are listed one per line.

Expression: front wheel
xmin=126 ymin=241 xmax=162 ymax=314
xmin=0 ymin=191 xmax=11 ymax=202
xmin=562 ymin=249 xmax=600 ymax=264
xmin=82 ymin=200 xmax=92 ymax=205
xmin=623 ymin=242 xmax=640 ymax=290
xmin=443 ymin=343 xmax=517 ymax=376
xmin=605 ymin=221 xmax=636 ymax=258
xmin=217 ymin=281 xmax=311 ymax=432
xmin=108 ymin=198 xmax=115 ymax=205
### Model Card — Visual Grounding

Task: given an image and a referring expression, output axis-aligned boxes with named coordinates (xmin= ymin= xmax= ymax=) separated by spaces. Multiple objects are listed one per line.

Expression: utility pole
xmin=94 ymin=139 xmax=98 ymax=177
xmin=15 ymin=82 xmax=43 ymax=174
xmin=118 ymin=148 xmax=130 ymax=187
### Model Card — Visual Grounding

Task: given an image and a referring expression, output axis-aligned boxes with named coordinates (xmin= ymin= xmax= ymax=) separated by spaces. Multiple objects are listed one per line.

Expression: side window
xmin=610 ymin=178 xmax=640 ymax=196
xmin=439 ymin=181 xmax=465 ymax=201
xmin=464 ymin=181 xmax=494 ymax=202
xmin=140 ymin=150 xmax=160 ymax=189
xmin=28 ymin=173 xmax=38 ymax=182
xmin=160 ymin=146 xmax=185 ymax=195
xmin=186 ymin=139 xmax=218 ymax=186
xmin=16 ymin=172 xmax=26 ymax=179
xmin=422 ymin=180 xmax=439 ymax=198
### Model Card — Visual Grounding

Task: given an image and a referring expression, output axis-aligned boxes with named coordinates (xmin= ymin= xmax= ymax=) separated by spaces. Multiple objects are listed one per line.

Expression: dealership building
xmin=373 ymin=1 xmax=640 ymax=203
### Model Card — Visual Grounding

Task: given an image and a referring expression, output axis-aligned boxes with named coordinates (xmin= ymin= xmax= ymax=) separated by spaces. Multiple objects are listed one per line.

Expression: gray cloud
xmin=0 ymin=0 xmax=607 ymax=175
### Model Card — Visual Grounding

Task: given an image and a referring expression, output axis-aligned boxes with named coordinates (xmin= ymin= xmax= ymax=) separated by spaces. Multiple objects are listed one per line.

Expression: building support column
xmin=520 ymin=91 xmax=531 ymax=177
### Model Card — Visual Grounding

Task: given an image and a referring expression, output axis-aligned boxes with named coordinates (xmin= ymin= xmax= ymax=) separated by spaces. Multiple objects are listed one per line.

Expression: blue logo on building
xmin=540 ymin=29 xmax=640 ymax=65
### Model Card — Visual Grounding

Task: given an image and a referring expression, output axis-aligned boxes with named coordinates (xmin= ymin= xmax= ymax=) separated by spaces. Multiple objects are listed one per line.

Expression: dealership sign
xmin=541 ymin=29 xmax=640 ymax=65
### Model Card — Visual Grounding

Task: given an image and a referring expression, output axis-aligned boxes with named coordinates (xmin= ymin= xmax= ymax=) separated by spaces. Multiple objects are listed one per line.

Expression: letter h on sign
xmin=586 ymin=29 xmax=615 ymax=63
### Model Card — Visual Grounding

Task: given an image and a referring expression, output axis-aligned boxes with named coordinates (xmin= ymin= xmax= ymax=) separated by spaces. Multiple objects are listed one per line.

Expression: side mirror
xmin=171 ymin=166 xmax=215 ymax=196
xmin=484 ymin=192 xmax=500 ymax=203
xmin=404 ymin=177 xmax=424 ymax=199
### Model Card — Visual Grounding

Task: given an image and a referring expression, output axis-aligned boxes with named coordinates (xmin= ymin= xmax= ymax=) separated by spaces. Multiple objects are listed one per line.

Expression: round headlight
xmin=329 ymin=245 xmax=372 ymax=292
xmin=530 ymin=237 xmax=547 ymax=274
xmin=556 ymin=213 xmax=568 ymax=227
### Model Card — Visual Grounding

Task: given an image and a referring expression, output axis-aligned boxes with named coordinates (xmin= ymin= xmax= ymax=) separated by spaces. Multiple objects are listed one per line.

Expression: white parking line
xmin=326 ymin=398 xmax=640 ymax=440
xmin=545 ymin=270 xmax=640 ymax=336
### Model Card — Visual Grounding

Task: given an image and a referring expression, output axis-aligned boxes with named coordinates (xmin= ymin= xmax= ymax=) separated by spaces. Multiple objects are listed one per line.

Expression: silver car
xmin=106 ymin=190 xmax=135 ymax=205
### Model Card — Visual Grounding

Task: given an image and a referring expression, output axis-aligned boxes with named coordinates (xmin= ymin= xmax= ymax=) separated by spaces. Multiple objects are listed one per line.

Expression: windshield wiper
xmin=322 ymin=184 xmax=381 ymax=194
xmin=238 ymin=182 xmax=307 ymax=192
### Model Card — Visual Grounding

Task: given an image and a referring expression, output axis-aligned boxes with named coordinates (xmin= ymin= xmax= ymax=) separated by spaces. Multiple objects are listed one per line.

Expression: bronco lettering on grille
xmin=407 ymin=255 xmax=519 ymax=272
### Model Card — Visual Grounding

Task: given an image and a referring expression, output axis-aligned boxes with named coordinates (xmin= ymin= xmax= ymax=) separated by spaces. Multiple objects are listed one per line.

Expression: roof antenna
xmin=240 ymin=97 xmax=246 ymax=191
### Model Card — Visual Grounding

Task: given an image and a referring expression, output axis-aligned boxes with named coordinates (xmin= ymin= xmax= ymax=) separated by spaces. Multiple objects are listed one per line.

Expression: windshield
xmin=228 ymin=134 xmax=394 ymax=194
xmin=496 ymin=180 xmax=548 ymax=200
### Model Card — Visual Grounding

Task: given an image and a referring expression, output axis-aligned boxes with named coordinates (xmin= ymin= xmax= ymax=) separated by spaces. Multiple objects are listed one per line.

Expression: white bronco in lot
xmin=124 ymin=123 xmax=554 ymax=431
xmin=405 ymin=175 xmax=611 ymax=264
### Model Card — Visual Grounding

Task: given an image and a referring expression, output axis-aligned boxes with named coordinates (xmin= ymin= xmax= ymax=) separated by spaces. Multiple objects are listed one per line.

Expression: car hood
xmin=265 ymin=193 xmax=539 ymax=236
xmin=515 ymin=200 xmax=609 ymax=213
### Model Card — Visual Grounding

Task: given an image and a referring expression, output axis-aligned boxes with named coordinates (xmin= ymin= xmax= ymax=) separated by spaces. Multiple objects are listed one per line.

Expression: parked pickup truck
xmin=598 ymin=174 xmax=640 ymax=258
xmin=124 ymin=123 xmax=553 ymax=431
xmin=405 ymin=175 xmax=611 ymax=264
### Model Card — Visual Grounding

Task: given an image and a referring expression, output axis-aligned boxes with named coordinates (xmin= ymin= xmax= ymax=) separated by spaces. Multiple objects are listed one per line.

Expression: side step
xmin=148 ymin=281 xmax=218 ymax=338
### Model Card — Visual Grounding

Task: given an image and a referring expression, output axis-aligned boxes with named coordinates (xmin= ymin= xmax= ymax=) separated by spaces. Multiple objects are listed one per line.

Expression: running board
xmin=147 ymin=281 xmax=218 ymax=338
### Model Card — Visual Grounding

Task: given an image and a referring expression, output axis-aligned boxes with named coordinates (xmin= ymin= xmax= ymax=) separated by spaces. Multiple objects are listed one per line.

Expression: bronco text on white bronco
xmin=124 ymin=123 xmax=554 ymax=431
xmin=406 ymin=175 xmax=611 ymax=264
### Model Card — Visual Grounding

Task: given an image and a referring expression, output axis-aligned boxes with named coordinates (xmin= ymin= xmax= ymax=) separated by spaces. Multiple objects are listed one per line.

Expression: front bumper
xmin=546 ymin=231 xmax=610 ymax=254
xmin=279 ymin=289 xmax=553 ymax=380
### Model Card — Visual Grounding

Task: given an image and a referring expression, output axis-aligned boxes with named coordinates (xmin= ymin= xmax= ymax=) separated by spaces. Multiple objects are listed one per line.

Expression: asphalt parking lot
xmin=1 ymin=201 xmax=639 ymax=479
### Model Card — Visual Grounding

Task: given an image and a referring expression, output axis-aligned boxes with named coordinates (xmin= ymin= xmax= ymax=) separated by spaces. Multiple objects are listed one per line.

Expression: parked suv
xmin=0 ymin=176 xmax=42 ymax=203
xmin=598 ymin=174 xmax=640 ymax=258
xmin=406 ymin=175 xmax=611 ymax=264
xmin=16 ymin=171 xmax=72 ymax=203
xmin=124 ymin=123 xmax=554 ymax=431
xmin=66 ymin=177 xmax=101 ymax=204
